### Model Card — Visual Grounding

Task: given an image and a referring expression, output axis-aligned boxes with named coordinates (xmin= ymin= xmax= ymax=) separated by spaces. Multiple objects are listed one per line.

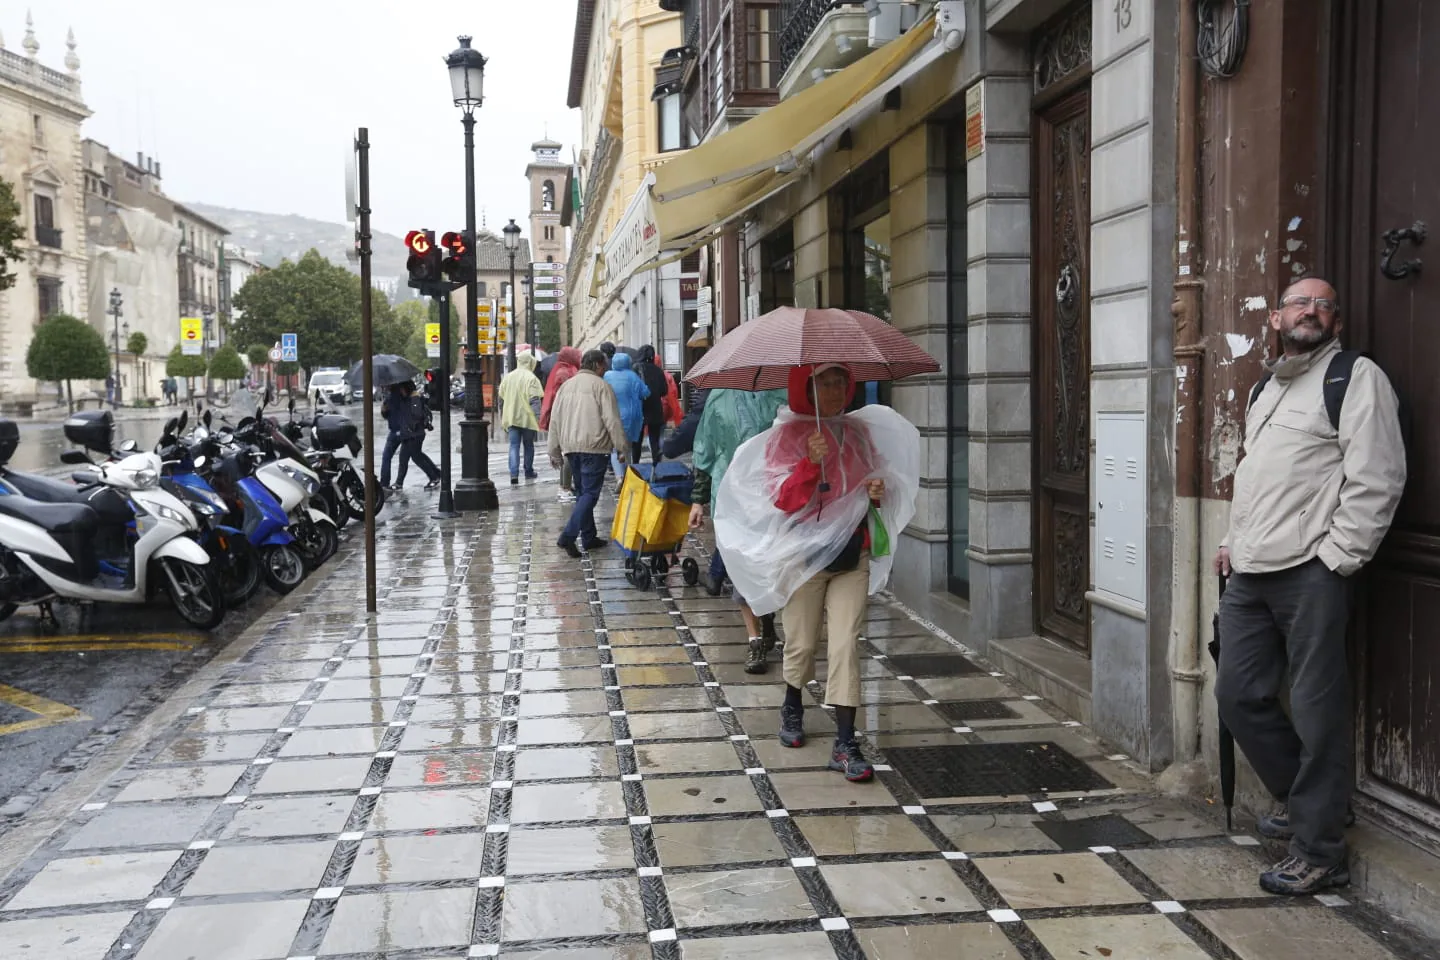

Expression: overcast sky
xmin=26 ymin=1 xmax=582 ymax=240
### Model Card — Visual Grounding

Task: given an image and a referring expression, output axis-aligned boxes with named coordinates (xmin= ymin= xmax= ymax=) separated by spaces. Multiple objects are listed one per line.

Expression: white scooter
xmin=0 ymin=414 xmax=225 ymax=629
xmin=229 ymin=413 xmax=338 ymax=568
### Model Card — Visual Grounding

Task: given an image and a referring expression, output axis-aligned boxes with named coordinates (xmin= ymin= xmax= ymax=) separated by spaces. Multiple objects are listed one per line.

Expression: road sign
xmin=532 ymin=261 xmax=563 ymax=272
xmin=425 ymin=322 xmax=441 ymax=359
xmin=180 ymin=317 xmax=203 ymax=356
xmin=280 ymin=332 xmax=299 ymax=363
xmin=269 ymin=347 xmax=282 ymax=362
xmin=534 ymin=302 xmax=561 ymax=312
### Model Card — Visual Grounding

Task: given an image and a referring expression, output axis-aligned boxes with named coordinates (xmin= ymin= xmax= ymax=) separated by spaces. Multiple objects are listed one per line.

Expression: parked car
xmin=307 ymin=369 xmax=348 ymax=407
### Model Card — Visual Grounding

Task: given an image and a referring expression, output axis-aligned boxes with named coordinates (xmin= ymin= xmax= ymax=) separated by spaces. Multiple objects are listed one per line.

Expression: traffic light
xmin=439 ymin=230 xmax=475 ymax=286
xmin=405 ymin=229 xmax=441 ymax=293
xmin=424 ymin=367 xmax=444 ymax=411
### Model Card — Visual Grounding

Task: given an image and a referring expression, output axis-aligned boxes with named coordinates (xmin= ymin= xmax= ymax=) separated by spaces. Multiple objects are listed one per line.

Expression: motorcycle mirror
xmin=177 ymin=410 xmax=189 ymax=433
xmin=59 ymin=450 xmax=92 ymax=465
xmin=203 ymin=410 xmax=213 ymax=428
xmin=164 ymin=417 xmax=177 ymax=434
xmin=119 ymin=439 xmax=139 ymax=454
xmin=289 ymin=397 xmax=296 ymax=413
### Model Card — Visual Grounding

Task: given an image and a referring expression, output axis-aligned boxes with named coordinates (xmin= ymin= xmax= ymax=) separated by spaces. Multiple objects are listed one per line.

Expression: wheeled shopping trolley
xmin=612 ymin=462 xmax=701 ymax=590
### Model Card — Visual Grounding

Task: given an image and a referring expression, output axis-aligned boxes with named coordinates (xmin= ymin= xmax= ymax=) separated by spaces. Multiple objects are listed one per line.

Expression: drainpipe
xmin=1170 ymin=0 xmax=1206 ymax=764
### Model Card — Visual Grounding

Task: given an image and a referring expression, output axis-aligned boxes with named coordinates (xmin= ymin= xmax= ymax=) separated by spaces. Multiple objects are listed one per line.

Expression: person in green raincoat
xmin=499 ymin=351 xmax=544 ymax=484
xmin=687 ymin=386 xmax=788 ymax=674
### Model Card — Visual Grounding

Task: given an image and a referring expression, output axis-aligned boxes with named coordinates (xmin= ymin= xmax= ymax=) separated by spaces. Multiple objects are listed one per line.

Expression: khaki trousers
xmin=781 ymin=553 xmax=869 ymax=708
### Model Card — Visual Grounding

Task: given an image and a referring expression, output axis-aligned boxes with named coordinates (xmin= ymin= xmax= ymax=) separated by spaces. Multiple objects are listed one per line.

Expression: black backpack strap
xmin=1322 ymin=349 xmax=1363 ymax=431
xmin=1247 ymin=371 xmax=1274 ymax=411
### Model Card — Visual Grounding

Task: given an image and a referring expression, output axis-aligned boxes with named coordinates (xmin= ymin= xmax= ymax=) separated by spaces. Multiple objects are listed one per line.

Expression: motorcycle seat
xmin=2 ymin=469 xmax=95 ymax=505
xmin=0 ymin=494 xmax=98 ymax=535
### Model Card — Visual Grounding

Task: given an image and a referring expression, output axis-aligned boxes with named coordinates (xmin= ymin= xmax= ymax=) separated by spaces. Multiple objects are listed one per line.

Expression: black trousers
xmin=1216 ymin=557 xmax=1353 ymax=867
xmin=632 ymin=423 xmax=663 ymax=467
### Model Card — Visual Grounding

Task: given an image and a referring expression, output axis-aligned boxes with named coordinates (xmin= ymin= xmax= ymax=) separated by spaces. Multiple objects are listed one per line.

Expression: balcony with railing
xmin=0 ymin=48 xmax=83 ymax=104
xmin=776 ymin=0 xmax=870 ymax=98
xmin=685 ymin=0 xmax=781 ymax=141
xmin=35 ymin=225 xmax=62 ymax=249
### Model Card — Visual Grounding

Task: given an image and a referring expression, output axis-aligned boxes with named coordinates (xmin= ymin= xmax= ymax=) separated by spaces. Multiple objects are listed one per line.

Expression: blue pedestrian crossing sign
xmin=280 ymin=332 xmax=298 ymax=363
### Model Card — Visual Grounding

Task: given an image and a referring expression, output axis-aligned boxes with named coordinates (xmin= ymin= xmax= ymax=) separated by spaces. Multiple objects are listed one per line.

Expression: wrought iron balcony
xmin=35 ymin=225 xmax=62 ymax=249
xmin=779 ymin=0 xmax=862 ymax=76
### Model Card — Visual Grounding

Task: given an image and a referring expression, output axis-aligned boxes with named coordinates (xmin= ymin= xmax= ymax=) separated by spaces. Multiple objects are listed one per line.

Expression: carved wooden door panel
xmin=1033 ymin=88 xmax=1092 ymax=652
xmin=1340 ymin=0 xmax=1440 ymax=825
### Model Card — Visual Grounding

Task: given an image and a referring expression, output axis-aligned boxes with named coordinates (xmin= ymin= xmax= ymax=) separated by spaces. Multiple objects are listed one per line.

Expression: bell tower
xmin=525 ymin=138 xmax=569 ymax=344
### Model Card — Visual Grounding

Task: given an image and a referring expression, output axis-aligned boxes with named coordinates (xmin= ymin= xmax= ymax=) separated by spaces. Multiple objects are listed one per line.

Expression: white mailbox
xmin=1094 ymin=412 xmax=1146 ymax=606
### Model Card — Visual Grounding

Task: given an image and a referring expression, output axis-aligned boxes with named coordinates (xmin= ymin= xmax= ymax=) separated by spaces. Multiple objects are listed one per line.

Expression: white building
xmin=0 ymin=16 xmax=91 ymax=402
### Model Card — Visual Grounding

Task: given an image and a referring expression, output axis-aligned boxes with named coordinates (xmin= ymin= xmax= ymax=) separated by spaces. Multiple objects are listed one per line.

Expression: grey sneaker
xmin=829 ymin=739 xmax=875 ymax=783
xmin=1257 ymin=804 xmax=1357 ymax=840
xmin=1259 ymin=855 xmax=1349 ymax=895
xmin=779 ymin=704 xmax=805 ymax=747
xmin=744 ymin=637 xmax=769 ymax=674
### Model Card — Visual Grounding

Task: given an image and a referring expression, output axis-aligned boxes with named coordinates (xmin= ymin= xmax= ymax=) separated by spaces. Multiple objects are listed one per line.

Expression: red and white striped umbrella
xmin=683 ymin=307 xmax=939 ymax=390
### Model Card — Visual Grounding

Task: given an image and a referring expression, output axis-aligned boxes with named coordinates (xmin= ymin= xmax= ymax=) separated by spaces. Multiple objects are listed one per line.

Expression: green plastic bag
xmin=868 ymin=505 xmax=891 ymax=558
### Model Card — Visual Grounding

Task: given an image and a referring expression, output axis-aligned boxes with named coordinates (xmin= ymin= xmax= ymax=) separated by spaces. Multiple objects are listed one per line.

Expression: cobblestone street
xmin=0 ymin=466 xmax=1430 ymax=960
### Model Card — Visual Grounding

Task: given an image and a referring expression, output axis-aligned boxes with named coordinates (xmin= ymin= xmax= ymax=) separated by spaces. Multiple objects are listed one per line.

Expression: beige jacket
xmin=545 ymin=368 xmax=629 ymax=460
xmin=1225 ymin=337 xmax=1406 ymax=576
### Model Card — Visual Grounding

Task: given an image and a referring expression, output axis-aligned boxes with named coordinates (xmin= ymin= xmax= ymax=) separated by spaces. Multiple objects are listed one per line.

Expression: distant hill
xmin=183 ymin=202 xmax=409 ymax=297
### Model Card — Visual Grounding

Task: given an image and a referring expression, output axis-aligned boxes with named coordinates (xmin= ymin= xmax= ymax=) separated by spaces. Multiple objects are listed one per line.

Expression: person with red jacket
xmin=540 ymin=346 xmax=582 ymax=494
xmin=662 ymin=369 xmax=684 ymax=427
xmin=769 ymin=363 xmax=883 ymax=782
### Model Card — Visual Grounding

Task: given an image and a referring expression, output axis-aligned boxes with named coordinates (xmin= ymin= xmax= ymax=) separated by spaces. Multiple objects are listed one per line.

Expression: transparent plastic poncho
xmin=714 ymin=403 xmax=920 ymax=616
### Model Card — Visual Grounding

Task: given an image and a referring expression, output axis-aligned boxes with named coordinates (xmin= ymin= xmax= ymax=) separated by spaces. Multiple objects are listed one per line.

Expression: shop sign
xmin=965 ymin=83 xmax=984 ymax=161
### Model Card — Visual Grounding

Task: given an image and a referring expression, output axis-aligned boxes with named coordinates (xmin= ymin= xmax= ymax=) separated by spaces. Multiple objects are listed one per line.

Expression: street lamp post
xmin=503 ymin=219 xmax=520 ymax=368
xmin=108 ymin=288 xmax=123 ymax=408
xmin=446 ymin=35 xmax=499 ymax=512
xmin=202 ymin=307 xmax=214 ymax=401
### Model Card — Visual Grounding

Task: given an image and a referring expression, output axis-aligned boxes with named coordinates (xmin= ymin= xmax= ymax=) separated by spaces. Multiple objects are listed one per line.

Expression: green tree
xmin=0 ymin=176 xmax=25 ymax=293
xmin=166 ymin=344 xmax=208 ymax=394
xmin=208 ymin=344 xmax=246 ymax=388
xmin=126 ymin=331 xmax=149 ymax=405
xmin=246 ymin=343 xmax=271 ymax=367
xmin=538 ymin=310 xmax=561 ymax=353
xmin=396 ymin=297 xmax=461 ymax=370
xmin=27 ymin=314 xmax=111 ymax=412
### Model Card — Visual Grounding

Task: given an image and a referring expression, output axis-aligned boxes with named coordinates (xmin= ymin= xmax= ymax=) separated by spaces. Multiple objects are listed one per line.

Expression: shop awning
xmin=650 ymin=17 xmax=938 ymax=208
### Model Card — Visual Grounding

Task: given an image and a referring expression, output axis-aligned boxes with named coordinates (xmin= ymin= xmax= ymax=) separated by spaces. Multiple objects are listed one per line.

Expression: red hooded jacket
xmin=769 ymin=365 xmax=877 ymax=522
xmin=539 ymin=346 xmax=582 ymax=431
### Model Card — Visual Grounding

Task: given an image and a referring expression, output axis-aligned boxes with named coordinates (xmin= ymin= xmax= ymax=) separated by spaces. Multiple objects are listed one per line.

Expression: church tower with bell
xmin=525 ymin=138 xmax=569 ymax=347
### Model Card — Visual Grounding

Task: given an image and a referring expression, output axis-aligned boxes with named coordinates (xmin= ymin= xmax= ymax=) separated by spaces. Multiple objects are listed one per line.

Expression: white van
xmin=308 ymin=369 xmax=348 ymax=407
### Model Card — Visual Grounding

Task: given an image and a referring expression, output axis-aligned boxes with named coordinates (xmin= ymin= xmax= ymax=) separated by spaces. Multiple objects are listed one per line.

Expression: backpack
xmin=1247 ymin=349 xmax=1413 ymax=452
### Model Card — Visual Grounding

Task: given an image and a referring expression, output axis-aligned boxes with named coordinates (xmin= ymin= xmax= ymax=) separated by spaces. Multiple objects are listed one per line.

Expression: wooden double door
xmin=1339 ymin=0 xmax=1440 ymax=827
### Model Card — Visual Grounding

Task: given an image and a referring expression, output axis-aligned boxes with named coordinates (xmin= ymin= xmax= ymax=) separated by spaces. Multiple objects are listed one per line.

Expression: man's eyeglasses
xmin=1279 ymin=295 xmax=1339 ymax=314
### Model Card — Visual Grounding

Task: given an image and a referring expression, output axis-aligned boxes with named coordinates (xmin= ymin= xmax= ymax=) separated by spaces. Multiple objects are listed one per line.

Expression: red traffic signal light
xmin=440 ymin=231 xmax=467 ymax=256
xmin=424 ymin=369 xmax=436 ymax=383
xmin=439 ymin=230 xmax=475 ymax=284
xmin=405 ymin=229 xmax=442 ymax=291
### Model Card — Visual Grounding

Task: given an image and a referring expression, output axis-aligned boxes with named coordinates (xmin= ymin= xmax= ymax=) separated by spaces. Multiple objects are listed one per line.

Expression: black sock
xmin=834 ymin=705 xmax=857 ymax=744
xmin=783 ymin=685 xmax=804 ymax=711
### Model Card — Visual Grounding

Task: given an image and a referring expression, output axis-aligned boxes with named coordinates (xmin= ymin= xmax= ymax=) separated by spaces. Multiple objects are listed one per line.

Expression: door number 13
xmin=1114 ymin=0 xmax=1132 ymax=31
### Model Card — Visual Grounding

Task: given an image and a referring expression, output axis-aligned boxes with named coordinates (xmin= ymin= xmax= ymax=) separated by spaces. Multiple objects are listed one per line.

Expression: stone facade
xmin=0 ymin=17 xmax=91 ymax=401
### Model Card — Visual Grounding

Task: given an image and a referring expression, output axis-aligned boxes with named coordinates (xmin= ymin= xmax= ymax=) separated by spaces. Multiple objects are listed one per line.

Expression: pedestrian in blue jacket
xmin=604 ymin=352 xmax=650 ymax=465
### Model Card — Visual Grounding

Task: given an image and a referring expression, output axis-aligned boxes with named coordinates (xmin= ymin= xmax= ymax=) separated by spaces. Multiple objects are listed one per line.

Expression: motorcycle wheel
xmin=293 ymin=520 xmax=338 ymax=569
xmin=340 ymin=471 xmax=384 ymax=523
xmin=214 ymin=536 xmax=262 ymax=606
xmin=161 ymin=558 xmax=225 ymax=629
xmin=260 ymin=544 xmax=305 ymax=594
xmin=312 ymin=491 xmax=345 ymax=529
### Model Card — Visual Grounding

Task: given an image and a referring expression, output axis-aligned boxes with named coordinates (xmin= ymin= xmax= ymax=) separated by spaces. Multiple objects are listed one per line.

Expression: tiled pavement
xmin=0 ymin=472 xmax=1431 ymax=959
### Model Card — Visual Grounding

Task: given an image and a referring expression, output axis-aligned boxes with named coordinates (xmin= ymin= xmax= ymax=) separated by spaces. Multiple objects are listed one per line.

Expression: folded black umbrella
xmin=1208 ymin=573 xmax=1235 ymax=830
xmin=346 ymin=355 xmax=421 ymax=389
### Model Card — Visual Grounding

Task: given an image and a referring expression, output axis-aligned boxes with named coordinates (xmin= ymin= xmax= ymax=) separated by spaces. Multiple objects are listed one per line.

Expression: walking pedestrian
xmin=603 ymin=352 xmax=650 ymax=471
xmin=687 ymin=386 xmax=786 ymax=673
xmin=548 ymin=349 xmax=628 ymax=558
xmin=393 ymin=381 xmax=440 ymax=491
xmin=715 ymin=363 xmax=918 ymax=784
xmin=500 ymin=351 xmax=544 ymax=485
xmin=540 ymin=346 xmax=583 ymax=497
xmin=635 ymin=344 xmax=669 ymax=465
xmin=378 ymin=382 xmax=408 ymax=491
xmin=662 ymin=368 xmax=684 ymax=428
xmin=1214 ymin=276 xmax=1406 ymax=896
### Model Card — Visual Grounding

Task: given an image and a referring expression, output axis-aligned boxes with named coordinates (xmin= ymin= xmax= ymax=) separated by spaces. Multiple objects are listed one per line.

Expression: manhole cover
xmin=1035 ymin=814 xmax=1153 ymax=850
xmin=886 ymin=654 xmax=986 ymax=677
xmin=884 ymin=742 xmax=1113 ymax=798
xmin=935 ymin=700 xmax=1021 ymax=722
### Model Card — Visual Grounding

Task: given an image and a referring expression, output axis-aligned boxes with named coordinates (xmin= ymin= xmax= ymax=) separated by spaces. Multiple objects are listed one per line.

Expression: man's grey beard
xmin=1281 ymin=322 xmax=1334 ymax=353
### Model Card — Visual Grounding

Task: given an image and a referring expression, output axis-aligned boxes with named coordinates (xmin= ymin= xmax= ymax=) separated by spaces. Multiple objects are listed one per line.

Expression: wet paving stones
xmin=0 ymin=486 xmax=1430 ymax=960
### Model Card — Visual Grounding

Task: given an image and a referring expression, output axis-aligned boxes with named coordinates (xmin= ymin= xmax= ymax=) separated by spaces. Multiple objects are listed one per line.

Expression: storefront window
xmin=859 ymin=214 xmax=892 ymax=321
xmin=841 ymin=154 xmax=892 ymax=408
xmin=759 ymin=223 xmax=794 ymax=313
xmin=946 ymin=124 xmax=970 ymax=597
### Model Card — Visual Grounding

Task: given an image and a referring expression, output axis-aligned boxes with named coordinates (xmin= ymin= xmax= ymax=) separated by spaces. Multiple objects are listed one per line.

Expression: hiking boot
xmin=1258 ymin=855 xmax=1350 ymax=896
xmin=703 ymin=572 xmax=725 ymax=596
xmin=1257 ymin=804 xmax=1357 ymax=841
xmin=829 ymin=738 xmax=875 ymax=783
xmin=779 ymin=704 xmax=805 ymax=747
xmin=760 ymin=614 xmax=780 ymax=655
xmin=744 ymin=637 xmax=768 ymax=674
xmin=510 ymin=477 xmax=519 ymax=485
xmin=582 ymin=538 xmax=610 ymax=551
xmin=557 ymin=538 xmax=582 ymax=559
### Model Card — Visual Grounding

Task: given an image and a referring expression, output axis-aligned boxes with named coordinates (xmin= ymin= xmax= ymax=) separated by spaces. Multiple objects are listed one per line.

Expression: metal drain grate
xmin=884 ymin=742 xmax=1113 ymax=799
xmin=886 ymin=654 xmax=986 ymax=677
xmin=1035 ymin=814 xmax=1154 ymax=850
xmin=935 ymin=700 xmax=1021 ymax=722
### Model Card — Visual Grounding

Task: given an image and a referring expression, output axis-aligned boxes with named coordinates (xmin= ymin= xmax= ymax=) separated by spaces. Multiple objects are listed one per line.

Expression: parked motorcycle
xmin=232 ymin=409 xmax=338 ymax=569
xmin=280 ymin=410 xmax=383 ymax=526
xmin=0 ymin=412 xmax=225 ymax=629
